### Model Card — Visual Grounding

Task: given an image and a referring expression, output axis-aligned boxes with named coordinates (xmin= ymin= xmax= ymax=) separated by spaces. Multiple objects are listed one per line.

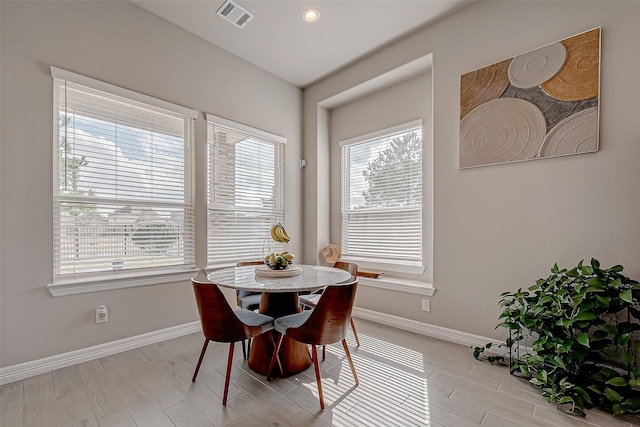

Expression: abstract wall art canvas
xmin=459 ymin=28 xmax=600 ymax=169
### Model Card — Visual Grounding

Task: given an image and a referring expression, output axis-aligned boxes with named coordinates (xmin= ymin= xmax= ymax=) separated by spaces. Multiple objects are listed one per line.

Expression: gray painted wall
xmin=2 ymin=0 xmax=640 ymax=369
xmin=0 ymin=1 xmax=302 ymax=367
xmin=304 ymin=1 xmax=640 ymax=339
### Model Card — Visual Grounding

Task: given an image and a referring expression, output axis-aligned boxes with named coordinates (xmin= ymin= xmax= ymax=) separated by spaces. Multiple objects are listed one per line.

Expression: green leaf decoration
xmin=602 ymin=348 xmax=620 ymax=359
xmin=573 ymin=386 xmax=592 ymax=405
xmin=600 ymin=324 xmax=618 ymax=335
xmin=620 ymin=289 xmax=633 ymax=303
xmin=591 ymin=330 xmax=609 ymax=341
xmin=595 ymin=295 xmax=611 ymax=309
xmin=606 ymin=377 xmax=627 ymax=387
xmin=587 ymin=384 xmax=603 ymax=395
xmin=573 ymin=311 xmax=597 ymax=322
xmin=585 ymin=278 xmax=605 ymax=289
xmin=552 ymin=356 xmax=567 ymax=370
xmin=576 ymin=332 xmax=590 ymax=348
xmin=622 ymin=349 xmax=635 ymax=366
xmin=604 ymin=387 xmax=623 ymax=403
xmin=591 ymin=258 xmax=600 ymax=269
xmin=622 ymin=397 xmax=640 ymax=409
xmin=557 ymin=396 xmax=573 ymax=404
xmin=616 ymin=332 xmax=632 ymax=346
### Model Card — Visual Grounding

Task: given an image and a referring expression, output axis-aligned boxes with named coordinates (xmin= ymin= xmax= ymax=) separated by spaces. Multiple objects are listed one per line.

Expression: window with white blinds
xmin=341 ymin=120 xmax=423 ymax=266
xmin=207 ymin=114 xmax=286 ymax=266
xmin=52 ymin=67 xmax=196 ymax=282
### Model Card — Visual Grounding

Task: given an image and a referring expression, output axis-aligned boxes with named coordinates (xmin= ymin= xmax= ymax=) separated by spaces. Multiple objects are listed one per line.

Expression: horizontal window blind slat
xmin=54 ymin=74 xmax=195 ymax=281
xmin=206 ymin=119 xmax=286 ymax=266
xmin=341 ymin=125 xmax=423 ymax=263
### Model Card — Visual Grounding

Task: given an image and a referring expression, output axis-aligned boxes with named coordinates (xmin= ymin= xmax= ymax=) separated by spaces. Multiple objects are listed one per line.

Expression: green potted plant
xmin=474 ymin=259 xmax=640 ymax=417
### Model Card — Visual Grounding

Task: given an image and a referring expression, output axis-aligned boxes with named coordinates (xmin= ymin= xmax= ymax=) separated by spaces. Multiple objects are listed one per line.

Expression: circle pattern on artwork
xmin=460 ymin=98 xmax=546 ymax=168
xmin=541 ymin=28 xmax=600 ymax=101
xmin=508 ymin=42 xmax=567 ymax=88
xmin=539 ymin=107 xmax=598 ymax=157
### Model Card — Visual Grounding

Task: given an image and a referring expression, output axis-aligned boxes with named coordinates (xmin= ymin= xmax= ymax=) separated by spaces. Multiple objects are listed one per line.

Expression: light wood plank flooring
xmin=2 ymin=319 xmax=640 ymax=426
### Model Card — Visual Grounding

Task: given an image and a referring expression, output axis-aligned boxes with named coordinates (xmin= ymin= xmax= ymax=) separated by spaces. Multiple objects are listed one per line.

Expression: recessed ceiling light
xmin=303 ymin=9 xmax=320 ymax=23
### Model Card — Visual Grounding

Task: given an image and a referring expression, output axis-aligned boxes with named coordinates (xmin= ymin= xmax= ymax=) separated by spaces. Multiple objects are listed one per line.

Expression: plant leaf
xmin=601 ymin=348 xmax=620 ymax=359
xmin=604 ymin=387 xmax=623 ymax=403
xmin=600 ymin=324 xmax=618 ymax=335
xmin=573 ymin=311 xmax=597 ymax=322
xmin=576 ymin=332 xmax=590 ymax=348
xmin=622 ymin=397 xmax=640 ymax=409
xmin=620 ymin=289 xmax=633 ymax=303
xmin=552 ymin=356 xmax=567 ymax=370
xmin=606 ymin=377 xmax=627 ymax=387
xmin=585 ymin=278 xmax=605 ymax=289
xmin=595 ymin=294 xmax=610 ymax=309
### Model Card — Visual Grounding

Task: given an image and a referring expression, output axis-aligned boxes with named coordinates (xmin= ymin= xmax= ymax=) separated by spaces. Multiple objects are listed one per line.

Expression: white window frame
xmin=206 ymin=114 xmax=286 ymax=268
xmin=48 ymin=67 xmax=197 ymax=296
xmin=340 ymin=119 xmax=425 ymax=275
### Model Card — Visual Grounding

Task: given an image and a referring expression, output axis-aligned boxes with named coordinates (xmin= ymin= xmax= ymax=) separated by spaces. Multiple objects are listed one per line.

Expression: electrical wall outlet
xmin=421 ymin=299 xmax=431 ymax=312
xmin=96 ymin=305 xmax=108 ymax=324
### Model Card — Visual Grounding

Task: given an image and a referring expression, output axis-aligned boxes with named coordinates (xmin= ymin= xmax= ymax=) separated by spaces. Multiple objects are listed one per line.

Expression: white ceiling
xmin=132 ymin=0 xmax=473 ymax=88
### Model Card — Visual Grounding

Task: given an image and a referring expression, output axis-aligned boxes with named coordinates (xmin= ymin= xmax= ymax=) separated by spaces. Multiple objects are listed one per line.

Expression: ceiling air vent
xmin=216 ymin=0 xmax=254 ymax=29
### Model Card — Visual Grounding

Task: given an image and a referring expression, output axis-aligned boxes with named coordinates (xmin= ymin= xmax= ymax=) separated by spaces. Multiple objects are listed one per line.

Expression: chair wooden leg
xmin=312 ymin=345 xmax=325 ymax=410
xmin=350 ymin=318 xmax=361 ymax=347
xmin=322 ymin=344 xmax=326 ymax=361
xmin=222 ymin=342 xmax=235 ymax=406
xmin=192 ymin=338 xmax=209 ymax=382
xmin=241 ymin=340 xmax=247 ymax=359
xmin=266 ymin=334 xmax=284 ymax=381
xmin=342 ymin=339 xmax=359 ymax=386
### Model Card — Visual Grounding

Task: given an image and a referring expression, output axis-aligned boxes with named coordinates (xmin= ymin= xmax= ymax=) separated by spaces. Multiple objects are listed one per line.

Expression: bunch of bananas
xmin=264 ymin=251 xmax=295 ymax=270
xmin=269 ymin=223 xmax=290 ymax=243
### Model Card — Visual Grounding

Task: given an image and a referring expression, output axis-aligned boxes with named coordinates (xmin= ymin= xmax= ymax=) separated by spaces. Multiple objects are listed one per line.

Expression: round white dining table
xmin=207 ymin=264 xmax=353 ymax=376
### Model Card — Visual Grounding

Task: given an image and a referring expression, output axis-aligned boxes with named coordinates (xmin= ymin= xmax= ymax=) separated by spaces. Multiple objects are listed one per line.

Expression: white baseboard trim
xmin=1 ymin=309 xmax=504 ymax=386
xmin=0 ymin=321 xmax=201 ymax=386
xmin=352 ymin=307 xmax=503 ymax=349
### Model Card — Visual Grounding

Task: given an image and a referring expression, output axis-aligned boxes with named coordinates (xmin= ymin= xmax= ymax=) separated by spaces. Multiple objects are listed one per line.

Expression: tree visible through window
xmin=341 ymin=122 xmax=423 ymax=265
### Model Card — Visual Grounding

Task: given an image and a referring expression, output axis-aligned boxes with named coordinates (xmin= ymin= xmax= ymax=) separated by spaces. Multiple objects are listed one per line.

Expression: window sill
xmin=358 ymin=276 xmax=435 ymax=296
xmin=339 ymin=256 xmax=425 ymax=275
xmin=48 ymin=268 xmax=199 ymax=297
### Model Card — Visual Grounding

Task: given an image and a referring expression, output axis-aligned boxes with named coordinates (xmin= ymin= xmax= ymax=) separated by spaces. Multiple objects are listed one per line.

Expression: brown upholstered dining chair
xmin=266 ymin=281 xmax=359 ymax=410
xmin=299 ymin=261 xmax=360 ymax=360
xmin=191 ymin=278 xmax=282 ymax=405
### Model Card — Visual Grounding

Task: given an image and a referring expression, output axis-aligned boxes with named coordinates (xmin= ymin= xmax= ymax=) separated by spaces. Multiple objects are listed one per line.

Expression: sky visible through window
xmin=63 ymin=113 xmax=185 ymax=205
xmin=234 ymin=139 xmax=275 ymax=209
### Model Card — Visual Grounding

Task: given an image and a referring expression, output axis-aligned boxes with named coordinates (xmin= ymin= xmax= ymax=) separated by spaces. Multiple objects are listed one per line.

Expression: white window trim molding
xmin=206 ymin=113 xmax=286 ymax=144
xmin=357 ymin=276 xmax=435 ymax=296
xmin=339 ymin=118 xmax=423 ymax=147
xmin=48 ymin=268 xmax=198 ymax=297
xmin=51 ymin=66 xmax=197 ymax=118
